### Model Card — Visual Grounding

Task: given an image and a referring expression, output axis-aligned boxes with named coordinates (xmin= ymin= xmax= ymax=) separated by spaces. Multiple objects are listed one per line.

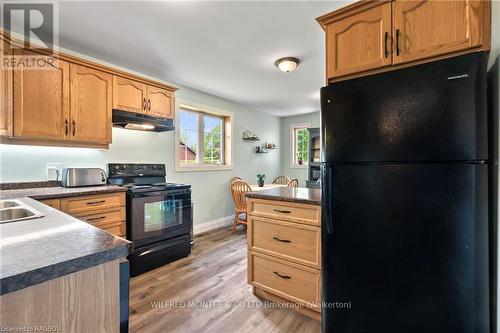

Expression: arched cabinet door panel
xmin=70 ymin=64 xmax=112 ymax=144
xmin=326 ymin=2 xmax=392 ymax=78
xmin=113 ymin=75 xmax=147 ymax=114
xmin=13 ymin=49 xmax=70 ymax=140
xmin=393 ymin=0 xmax=486 ymax=65
xmin=147 ymin=86 xmax=174 ymax=119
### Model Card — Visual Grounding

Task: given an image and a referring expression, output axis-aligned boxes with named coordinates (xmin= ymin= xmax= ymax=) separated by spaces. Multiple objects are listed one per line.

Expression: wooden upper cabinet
xmin=147 ymin=86 xmax=174 ymax=119
xmin=70 ymin=64 xmax=112 ymax=144
xmin=112 ymin=76 xmax=147 ymax=114
xmin=0 ymin=40 xmax=12 ymax=137
xmin=393 ymin=0 xmax=488 ymax=65
xmin=13 ymin=50 xmax=70 ymax=140
xmin=317 ymin=0 xmax=491 ymax=81
xmin=325 ymin=2 xmax=392 ymax=78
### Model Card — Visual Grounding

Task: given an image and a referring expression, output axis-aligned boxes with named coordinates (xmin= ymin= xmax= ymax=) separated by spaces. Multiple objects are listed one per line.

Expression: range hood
xmin=112 ymin=109 xmax=174 ymax=132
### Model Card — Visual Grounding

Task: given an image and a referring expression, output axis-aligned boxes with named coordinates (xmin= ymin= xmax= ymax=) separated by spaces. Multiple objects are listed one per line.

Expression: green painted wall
xmin=0 ymin=87 xmax=281 ymax=225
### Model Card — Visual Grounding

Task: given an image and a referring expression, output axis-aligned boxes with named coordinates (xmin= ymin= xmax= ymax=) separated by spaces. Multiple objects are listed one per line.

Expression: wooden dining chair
xmin=287 ymin=178 xmax=299 ymax=188
xmin=230 ymin=176 xmax=241 ymax=183
xmin=272 ymin=176 xmax=290 ymax=185
xmin=230 ymin=179 xmax=252 ymax=232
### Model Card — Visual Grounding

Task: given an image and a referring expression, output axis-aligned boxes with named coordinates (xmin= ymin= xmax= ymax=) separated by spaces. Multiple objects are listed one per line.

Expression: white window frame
xmin=175 ymin=99 xmax=233 ymax=172
xmin=290 ymin=122 xmax=311 ymax=169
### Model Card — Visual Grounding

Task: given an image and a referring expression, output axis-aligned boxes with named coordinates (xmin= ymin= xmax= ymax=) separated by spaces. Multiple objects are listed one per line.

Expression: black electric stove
xmin=108 ymin=163 xmax=192 ymax=276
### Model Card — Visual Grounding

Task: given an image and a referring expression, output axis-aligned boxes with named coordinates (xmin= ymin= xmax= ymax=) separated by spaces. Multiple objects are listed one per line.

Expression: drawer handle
xmin=273 ymin=236 xmax=291 ymax=243
xmin=273 ymin=271 xmax=291 ymax=280
xmin=273 ymin=209 xmax=291 ymax=214
xmin=85 ymin=216 xmax=106 ymax=222
xmin=86 ymin=200 xmax=106 ymax=205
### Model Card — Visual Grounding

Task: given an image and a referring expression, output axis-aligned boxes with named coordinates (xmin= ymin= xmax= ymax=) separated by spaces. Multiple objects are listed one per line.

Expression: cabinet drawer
xmin=249 ymin=252 xmax=320 ymax=310
xmin=100 ymin=222 xmax=123 ymax=237
xmin=39 ymin=198 xmax=61 ymax=210
xmin=75 ymin=208 xmax=125 ymax=227
xmin=76 ymin=208 xmax=126 ymax=237
xmin=60 ymin=192 xmax=125 ymax=214
xmin=249 ymin=216 xmax=320 ymax=269
xmin=248 ymin=199 xmax=320 ymax=226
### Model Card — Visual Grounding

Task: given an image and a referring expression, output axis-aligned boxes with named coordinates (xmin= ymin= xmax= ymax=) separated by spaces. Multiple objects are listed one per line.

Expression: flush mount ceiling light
xmin=275 ymin=57 xmax=300 ymax=73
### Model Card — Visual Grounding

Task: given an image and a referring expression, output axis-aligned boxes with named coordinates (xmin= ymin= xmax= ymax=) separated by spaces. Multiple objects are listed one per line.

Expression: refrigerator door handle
xmin=322 ymin=164 xmax=334 ymax=234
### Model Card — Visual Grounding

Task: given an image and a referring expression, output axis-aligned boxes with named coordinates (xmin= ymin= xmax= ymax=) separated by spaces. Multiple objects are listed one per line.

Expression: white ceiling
xmin=32 ymin=1 xmax=352 ymax=116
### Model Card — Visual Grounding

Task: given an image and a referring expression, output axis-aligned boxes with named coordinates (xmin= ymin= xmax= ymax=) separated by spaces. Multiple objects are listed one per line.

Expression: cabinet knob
xmin=147 ymin=99 xmax=151 ymax=111
xmin=72 ymin=120 xmax=76 ymax=136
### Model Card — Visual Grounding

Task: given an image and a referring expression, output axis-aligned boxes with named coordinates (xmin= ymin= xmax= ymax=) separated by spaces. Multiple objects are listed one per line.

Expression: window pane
xmin=203 ymin=114 xmax=224 ymax=165
xmin=294 ymin=127 xmax=309 ymax=165
xmin=179 ymin=110 xmax=199 ymax=164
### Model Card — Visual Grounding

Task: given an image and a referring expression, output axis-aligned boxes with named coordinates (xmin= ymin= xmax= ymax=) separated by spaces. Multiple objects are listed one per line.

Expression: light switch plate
xmin=46 ymin=163 xmax=63 ymax=181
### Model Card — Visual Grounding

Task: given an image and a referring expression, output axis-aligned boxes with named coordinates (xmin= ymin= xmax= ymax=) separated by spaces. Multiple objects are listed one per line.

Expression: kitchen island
xmin=245 ymin=187 xmax=322 ymax=320
xmin=0 ymin=197 xmax=131 ymax=332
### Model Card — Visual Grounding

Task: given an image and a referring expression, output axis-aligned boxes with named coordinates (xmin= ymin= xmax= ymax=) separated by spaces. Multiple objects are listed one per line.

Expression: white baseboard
xmin=193 ymin=215 xmax=233 ymax=235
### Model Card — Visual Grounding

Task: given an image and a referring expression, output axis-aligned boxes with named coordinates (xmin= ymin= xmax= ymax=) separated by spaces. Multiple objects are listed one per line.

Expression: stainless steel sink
xmin=0 ymin=200 xmax=45 ymax=224
xmin=0 ymin=201 xmax=20 ymax=209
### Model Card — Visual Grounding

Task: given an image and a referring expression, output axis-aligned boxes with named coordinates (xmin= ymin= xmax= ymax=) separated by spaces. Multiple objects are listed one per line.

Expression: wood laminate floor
xmin=129 ymin=227 xmax=321 ymax=333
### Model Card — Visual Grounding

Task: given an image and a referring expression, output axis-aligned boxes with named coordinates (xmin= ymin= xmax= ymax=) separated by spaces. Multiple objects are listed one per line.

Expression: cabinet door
xmin=393 ymin=0 xmax=486 ymax=65
xmin=112 ymin=76 xmax=147 ymax=114
xmin=326 ymin=2 xmax=392 ymax=79
xmin=13 ymin=50 xmax=70 ymax=140
xmin=70 ymin=64 xmax=112 ymax=143
xmin=0 ymin=40 xmax=12 ymax=137
xmin=147 ymin=86 xmax=174 ymax=119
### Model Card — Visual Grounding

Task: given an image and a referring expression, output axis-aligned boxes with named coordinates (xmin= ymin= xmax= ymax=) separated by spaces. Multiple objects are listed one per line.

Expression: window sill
xmin=175 ymin=164 xmax=234 ymax=172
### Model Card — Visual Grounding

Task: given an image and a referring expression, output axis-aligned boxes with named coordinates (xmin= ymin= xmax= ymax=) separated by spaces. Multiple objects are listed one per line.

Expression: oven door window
xmin=130 ymin=190 xmax=191 ymax=242
xmin=144 ymin=199 xmax=183 ymax=232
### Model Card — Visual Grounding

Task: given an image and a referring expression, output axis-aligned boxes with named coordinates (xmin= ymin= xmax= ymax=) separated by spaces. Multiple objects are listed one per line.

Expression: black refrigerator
xmin=320 ymin=52 xmax=490 ymax=333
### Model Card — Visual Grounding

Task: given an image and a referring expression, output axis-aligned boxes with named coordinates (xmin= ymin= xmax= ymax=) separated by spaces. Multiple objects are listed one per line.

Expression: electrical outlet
xmin=46 ymin=163 xmax=63 ymax=181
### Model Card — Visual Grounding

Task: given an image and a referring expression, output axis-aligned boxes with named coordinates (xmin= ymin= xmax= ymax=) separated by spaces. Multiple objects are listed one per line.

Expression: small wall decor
xmin=255 ymin=146 xmax=268 ymax=153
xmin=242 ymin=130 xmax=260 ymax=142
xmin=264 ymin=143 xmax=278 ymax=150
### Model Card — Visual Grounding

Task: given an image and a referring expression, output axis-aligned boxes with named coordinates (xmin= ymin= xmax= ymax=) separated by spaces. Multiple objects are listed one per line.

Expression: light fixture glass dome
xmin=275 ymin=57 xmax=300 ymax=73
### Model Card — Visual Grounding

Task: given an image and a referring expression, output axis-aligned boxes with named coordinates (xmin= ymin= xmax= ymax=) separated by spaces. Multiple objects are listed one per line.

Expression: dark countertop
xmin=246 ymin=187 xmax=321 ymax=206
xmin=0 ymin=197 xmax=131 ymax=295
xmin=0 ymin=184 xmax=127 ymax=200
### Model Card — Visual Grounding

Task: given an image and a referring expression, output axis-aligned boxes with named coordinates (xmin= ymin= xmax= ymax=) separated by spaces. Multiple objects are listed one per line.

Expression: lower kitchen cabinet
xmin=0 ymin=260 xmax=121 ymax=332
xmin=246 ymin=198 xmax=322 ymax=320
xmin=40 ymin=192 xmax=126 ymax=237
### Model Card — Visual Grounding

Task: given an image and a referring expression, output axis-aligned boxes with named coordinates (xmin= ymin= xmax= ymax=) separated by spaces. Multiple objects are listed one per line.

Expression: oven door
xmin=128 ymin=189 xmax=192 ymax=246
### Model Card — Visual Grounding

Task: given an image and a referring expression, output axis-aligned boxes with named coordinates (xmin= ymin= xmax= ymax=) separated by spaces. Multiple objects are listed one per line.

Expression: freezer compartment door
xmin=320 ymin=52 xmax=488 ymax=163
xmin=321 ymin=163 xmax=489 ymax=333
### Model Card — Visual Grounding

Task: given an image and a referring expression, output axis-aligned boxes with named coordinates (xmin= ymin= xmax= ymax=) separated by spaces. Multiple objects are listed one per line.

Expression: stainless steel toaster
xmin=61 ymin=168 xmax=107 ymax=187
